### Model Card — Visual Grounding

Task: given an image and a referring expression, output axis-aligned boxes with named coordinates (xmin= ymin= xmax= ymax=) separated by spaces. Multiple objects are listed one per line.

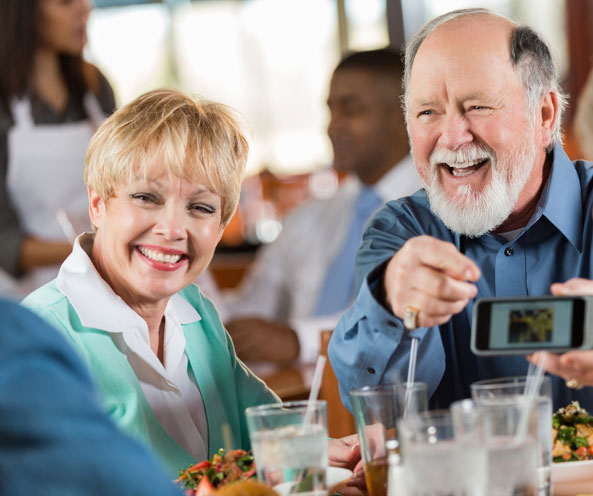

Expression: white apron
xmin=4 ymin=93 xmax=105 ymax=297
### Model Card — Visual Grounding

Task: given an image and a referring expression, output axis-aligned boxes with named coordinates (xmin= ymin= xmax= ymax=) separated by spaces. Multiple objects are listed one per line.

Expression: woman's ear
xmin=88 ymin=188 xmax=105 ymax=230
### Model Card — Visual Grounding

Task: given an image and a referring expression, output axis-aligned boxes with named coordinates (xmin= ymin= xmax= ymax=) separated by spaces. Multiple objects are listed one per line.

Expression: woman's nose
xmin=154 ymin=204 xmax=187 ymax=241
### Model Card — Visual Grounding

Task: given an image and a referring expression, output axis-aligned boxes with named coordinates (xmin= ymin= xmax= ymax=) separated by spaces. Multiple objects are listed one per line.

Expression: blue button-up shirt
xmin=329 ymin=145 xmax=593 ymax=412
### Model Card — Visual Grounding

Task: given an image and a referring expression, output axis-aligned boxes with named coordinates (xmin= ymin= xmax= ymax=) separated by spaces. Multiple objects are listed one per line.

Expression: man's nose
xmin=79 ymin=0 xmax=92 ymax=16
xmin=438 ymin=112 xmax=473 ymax=150
xmin=327 ymin=112 xmax=345 ymax=137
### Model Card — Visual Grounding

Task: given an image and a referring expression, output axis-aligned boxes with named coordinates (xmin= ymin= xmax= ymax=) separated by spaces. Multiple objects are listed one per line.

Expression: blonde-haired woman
xmin=23 ymin=88 xmax=278 ymax=475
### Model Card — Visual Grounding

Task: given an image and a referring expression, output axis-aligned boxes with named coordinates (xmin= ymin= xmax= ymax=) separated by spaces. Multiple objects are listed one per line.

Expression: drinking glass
xmin=398 ymin=409 xmax=488 ymax=496
xmin=452 ymin=398 xmax=539 ymax=495
xmin=245 ymin=400 xmax=328 ymax=495
xmin=350 ymin=383 xmax=427 ymax=496
xmin=471 ymin=376 xmax=552 ymax=495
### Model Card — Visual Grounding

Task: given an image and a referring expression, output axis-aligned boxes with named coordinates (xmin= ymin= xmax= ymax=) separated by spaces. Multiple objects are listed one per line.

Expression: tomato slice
xmin=188 ymin=460 xmax=211 ymax=472
xmin=195 ymin=476 xmax=215 ymax=496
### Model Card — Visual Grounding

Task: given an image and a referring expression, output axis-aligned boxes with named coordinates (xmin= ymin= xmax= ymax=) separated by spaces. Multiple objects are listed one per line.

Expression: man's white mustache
xmin=429 ymin=145 xmax=495 ymax=168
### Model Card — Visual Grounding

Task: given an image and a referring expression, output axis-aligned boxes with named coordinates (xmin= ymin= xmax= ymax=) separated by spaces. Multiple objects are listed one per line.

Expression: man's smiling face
xmin=407 ymin=15 xmax=543 ymax=236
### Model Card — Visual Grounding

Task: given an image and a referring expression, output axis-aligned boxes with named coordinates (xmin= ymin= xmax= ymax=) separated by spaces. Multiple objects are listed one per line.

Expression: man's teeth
xmin=448 ymin=159 xmax=487 ymax=177
xmin=451 ymin=167 xmax=476 ymax=177
xmin=138 ymin=247 xmax=182 ymax=264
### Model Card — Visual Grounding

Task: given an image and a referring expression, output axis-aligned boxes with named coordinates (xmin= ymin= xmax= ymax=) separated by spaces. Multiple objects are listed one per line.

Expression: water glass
xmin=350 ymin=383 xmax=428 ymax=496
xmin=451 ymin=399 xmax=539 ymax=495
xmin=245 ymin=400 xmax=328 ymax=495
xmin=471 ymin=376 xmax=552 ymax=495
xmin=398 ymin=409 xmax=488 ymax=496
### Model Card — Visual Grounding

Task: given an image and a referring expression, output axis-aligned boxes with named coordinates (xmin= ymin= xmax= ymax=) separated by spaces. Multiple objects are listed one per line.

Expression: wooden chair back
xmin=318 ymin=330 xmax=356 ymax=438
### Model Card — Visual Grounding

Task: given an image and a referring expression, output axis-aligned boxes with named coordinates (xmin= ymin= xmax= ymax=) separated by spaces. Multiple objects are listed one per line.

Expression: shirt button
xmin=367 ymin=367 xmax=376 ymax=374
xmin=504 ymin=247 xmax=514 ymax=257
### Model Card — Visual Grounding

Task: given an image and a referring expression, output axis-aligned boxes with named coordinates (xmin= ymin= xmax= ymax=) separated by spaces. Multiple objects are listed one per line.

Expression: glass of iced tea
xmin=350 ymin=383 xmax=427 ymax=496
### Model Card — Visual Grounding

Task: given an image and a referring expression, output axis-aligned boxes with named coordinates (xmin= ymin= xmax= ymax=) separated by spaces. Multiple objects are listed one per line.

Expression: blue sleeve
xmin=328 ymin=270 xmax=446 ymax=412
xmin=329 ymin=197 xmax=448 ymax=411
xmin=0 ymin=299 xmax=182 ymax=496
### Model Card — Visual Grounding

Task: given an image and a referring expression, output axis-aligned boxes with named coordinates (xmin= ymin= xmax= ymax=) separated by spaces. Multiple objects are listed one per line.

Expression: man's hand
xmin=384 ymin=236 xmax=481 ymax=328
xmin=527 ymin=278 xmax=593 ymax=386
xmin=328 ymin=435 xmax=365 ymax=490
xmin=528 ymin=351 xmax=593 ymax=387
xmin=225 ymin=317 xmax=300 ymax=362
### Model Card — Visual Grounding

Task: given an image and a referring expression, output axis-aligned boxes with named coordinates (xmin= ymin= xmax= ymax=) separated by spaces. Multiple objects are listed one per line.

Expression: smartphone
xmin=471 ymin=295 xmax=593 ymax=356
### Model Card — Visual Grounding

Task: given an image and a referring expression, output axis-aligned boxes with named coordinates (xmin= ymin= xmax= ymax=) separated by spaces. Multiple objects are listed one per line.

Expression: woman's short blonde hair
xmin=85 ymin=88 xmax=249 ymax=226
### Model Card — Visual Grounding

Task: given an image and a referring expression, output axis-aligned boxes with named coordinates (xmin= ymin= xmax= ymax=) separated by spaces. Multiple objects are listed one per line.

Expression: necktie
xmin=313 ymin=186 xmax=382 ymax=316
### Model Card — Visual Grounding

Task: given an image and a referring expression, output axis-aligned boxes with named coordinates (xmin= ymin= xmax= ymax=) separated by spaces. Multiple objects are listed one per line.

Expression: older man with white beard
xmin=328 ymin=7 xmax=593 ymax=412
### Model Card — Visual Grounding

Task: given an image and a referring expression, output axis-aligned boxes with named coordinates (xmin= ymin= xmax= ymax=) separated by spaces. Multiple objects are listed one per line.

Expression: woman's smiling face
xmin=88 ymin=163 xmax=224 ymax=309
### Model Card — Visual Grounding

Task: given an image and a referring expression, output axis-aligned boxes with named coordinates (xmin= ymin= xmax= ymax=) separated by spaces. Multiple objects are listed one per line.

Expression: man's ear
xmin=88 ymin=188 xmax=105 ymax=230
xmin=539 ymin=90 xmax=559 ymax=148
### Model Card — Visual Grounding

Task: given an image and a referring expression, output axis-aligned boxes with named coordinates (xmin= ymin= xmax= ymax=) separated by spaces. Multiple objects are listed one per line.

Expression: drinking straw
xmin=292 ymin=356 xmax=327 ymax=495
xmin=222 ymin=422 xmax=233 ymax=452
xmin=404 ymin=336 xmax=419 ymax=418
xmin=303 ymin=355 xmax=327 ymax=426
xmin=517 ymin=351 xmax=548 ymax=438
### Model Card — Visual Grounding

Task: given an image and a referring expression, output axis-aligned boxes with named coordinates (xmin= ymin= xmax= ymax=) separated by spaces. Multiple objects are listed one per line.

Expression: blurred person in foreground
xmin=22 ymin=88 xmax=362 ymax=479
xmin=328 ymin=8 xmax=593 ymax=412
xmin=224 ymin=49 xmax=421 ymax=363
xmin=0 ymin=0 xmax=115 ymax=297
xmin=0 ymin=297 xmax=183 ymax=495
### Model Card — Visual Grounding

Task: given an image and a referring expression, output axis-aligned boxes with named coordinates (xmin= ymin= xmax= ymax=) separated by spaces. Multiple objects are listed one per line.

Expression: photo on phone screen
xmin=490 ymin=301 xmax=570 ymax=349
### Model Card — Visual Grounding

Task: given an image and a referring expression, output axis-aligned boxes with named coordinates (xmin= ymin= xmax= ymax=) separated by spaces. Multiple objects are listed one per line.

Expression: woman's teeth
xmin=138 ymin=247 xmax=182 ymax=264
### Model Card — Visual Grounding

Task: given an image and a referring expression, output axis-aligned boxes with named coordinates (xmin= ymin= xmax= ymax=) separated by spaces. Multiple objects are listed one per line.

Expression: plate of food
xmin=176 ymin=449 xmax=258 ymax=495
xmin=273 ymin=467 xmax=353 ymax=496
xmin=176 ymin=449 xmax=352 ymax=496
xmin=551 ymin=402 xmax=593 ymax=493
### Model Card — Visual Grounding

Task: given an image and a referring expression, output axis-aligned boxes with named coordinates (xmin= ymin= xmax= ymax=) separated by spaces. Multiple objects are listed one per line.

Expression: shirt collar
xmin=347 ymin=154 xmax=418 ymax=202
xmin=535 ymin=145 xmax=583 ymax=252
xmin=57 ymin=233 xmax=201 ymax=333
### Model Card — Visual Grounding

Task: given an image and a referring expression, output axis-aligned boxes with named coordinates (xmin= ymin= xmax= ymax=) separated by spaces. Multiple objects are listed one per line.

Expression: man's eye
xmin=470 ymin=105 xmax=488 ymax=111
xmin=418 ymin=110 xmax=433 ymax=116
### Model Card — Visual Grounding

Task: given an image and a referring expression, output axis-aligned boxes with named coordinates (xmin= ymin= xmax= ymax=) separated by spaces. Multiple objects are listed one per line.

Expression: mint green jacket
xmin=23 ymin=282 xmax=279 ymax=476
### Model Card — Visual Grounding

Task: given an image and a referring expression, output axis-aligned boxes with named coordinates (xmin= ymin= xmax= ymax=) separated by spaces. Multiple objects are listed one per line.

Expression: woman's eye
xmin=190 ymin=203 xmax=216 ymax=214
xmin=130 ymin=193 xmax=156 ymax=203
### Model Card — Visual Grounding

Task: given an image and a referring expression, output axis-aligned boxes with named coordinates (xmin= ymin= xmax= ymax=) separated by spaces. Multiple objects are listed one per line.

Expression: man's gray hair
xmin=402 ymin=8 xmax=567 ymax=149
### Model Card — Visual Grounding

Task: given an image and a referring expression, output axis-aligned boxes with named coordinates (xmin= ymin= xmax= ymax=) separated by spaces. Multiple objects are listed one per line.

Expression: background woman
xmin=0 ymin=0 xmax=115 ymax=296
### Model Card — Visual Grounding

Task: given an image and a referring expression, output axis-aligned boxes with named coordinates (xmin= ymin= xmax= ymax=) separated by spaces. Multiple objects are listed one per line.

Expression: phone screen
xmin=474 ymin=297 xmax=586 ymax=352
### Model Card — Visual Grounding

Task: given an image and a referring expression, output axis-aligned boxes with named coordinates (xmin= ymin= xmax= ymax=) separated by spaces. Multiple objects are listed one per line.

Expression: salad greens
xmin=176 ymin=449 xmax=256 ymax=494
xmin=552 ymin=401 xmax=593 ymax=463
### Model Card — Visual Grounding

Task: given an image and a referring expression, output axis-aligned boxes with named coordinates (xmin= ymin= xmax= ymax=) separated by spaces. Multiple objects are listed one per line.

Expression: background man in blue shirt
xmin=329 ymin=7 xmax=593 ymax=412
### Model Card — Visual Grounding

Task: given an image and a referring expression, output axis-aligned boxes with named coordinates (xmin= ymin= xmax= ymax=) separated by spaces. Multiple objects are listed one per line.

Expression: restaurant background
xmin=86 ymin=0 xmax=593 ymax=287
